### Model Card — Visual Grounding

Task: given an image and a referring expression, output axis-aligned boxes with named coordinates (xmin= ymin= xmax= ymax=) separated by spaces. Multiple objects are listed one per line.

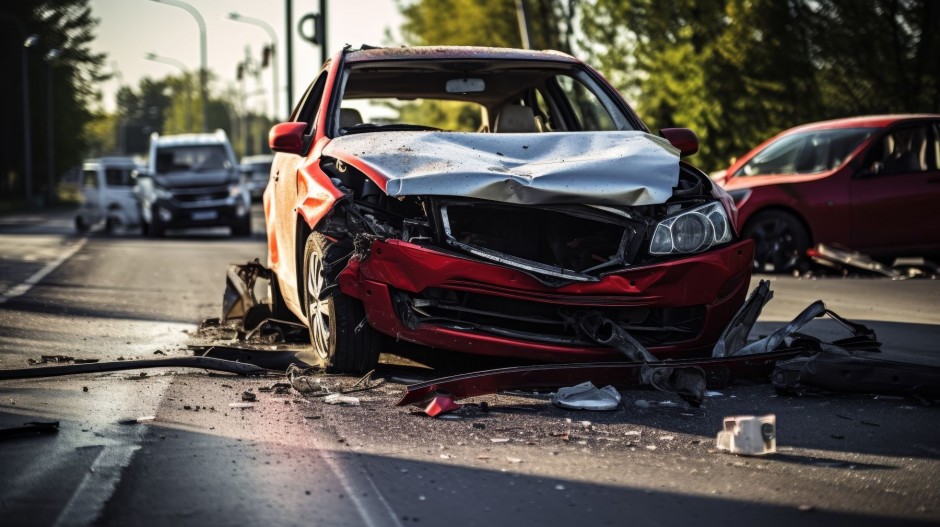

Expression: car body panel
xmin=321 ymin=131 xmax=680 ymax=206
xmin=336 ymin=238 xmax=753 ymax=361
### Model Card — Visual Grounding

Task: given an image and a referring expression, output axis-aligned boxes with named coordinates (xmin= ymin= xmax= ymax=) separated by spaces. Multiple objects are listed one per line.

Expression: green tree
xmin=0 ymin=0 xmax=107 ymax=205
xmin=582 ymin=0 xmax=939 ymax=170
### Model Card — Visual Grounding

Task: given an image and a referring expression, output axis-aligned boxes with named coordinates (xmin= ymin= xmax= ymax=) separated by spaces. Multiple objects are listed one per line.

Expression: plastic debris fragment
xmin=716 ymin=414 xmax=776 ymax=456
xmin=551 ymin=381 xmax=621 ymax=411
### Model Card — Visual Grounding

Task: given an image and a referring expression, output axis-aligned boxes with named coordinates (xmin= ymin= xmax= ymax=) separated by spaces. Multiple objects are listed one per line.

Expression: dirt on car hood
xmin=322 ymin=131 xmax=680 ymax=206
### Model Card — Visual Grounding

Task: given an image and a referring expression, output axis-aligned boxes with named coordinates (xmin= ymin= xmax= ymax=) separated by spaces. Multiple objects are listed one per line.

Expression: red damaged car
xmin=720 ymin=114 xmax=940 ymax=272
xmin=263 ymin=46 xmax=753 ymax=373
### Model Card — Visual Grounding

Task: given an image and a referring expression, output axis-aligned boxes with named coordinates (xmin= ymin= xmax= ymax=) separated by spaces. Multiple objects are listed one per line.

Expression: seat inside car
xmin=494 ymin=104 xmax=539 ymax=133
xmin=340 ymin=108 xmax=364 ymax=129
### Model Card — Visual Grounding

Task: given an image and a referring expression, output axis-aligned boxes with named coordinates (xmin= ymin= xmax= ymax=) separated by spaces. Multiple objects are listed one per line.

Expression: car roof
xmin=785 ymin=114 xmax=940 ymax=134
xmin=153 ymin=132 xmax=229 ymax=147
xmin=344 ymin=46 xmax=579 ymax=65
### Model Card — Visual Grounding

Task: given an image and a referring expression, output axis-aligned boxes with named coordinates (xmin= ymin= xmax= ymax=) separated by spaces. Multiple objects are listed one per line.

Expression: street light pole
xmin=226 ymin=12 xmax=280 ymax=121
xmin=46 ymin=48 xmax=60 ymax=206
xmin=144 ymin=52 xmax=194 ymax=131
xmin=149 ymin=0 xmax=208 ymax=132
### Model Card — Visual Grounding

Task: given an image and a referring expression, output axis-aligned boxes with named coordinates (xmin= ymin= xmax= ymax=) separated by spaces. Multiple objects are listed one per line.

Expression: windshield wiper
xmin=340 ymin=123 xmax=442 ymax=135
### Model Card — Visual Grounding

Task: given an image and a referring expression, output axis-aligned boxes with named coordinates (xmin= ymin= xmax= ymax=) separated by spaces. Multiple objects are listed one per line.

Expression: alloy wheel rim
xmin=307 ymin=253 xmax=331 ymax=359
xmin=752 ymin=219 xmax=798 ymax=272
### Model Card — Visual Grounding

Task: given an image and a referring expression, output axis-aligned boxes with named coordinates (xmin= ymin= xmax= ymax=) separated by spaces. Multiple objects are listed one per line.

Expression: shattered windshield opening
xmin=155 ymin=145 xmax=231 ymax=174
xmin=334 ymin=60 xmax=633 ymax=136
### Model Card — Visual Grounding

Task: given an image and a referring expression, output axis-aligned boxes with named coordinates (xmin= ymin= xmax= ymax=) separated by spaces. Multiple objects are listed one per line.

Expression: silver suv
xmin=136 ymin=130 xmax=251 ymax=237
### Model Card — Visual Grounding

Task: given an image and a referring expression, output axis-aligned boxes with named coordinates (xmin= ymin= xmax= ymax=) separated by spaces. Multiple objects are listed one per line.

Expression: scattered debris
xmin=716 ymin=415 xmax=776 ymax=456
xmin=805 ymin=244 xmax=938 ymax=279
xmin=773 ymin=343 xmax=940 ymax=400
xmin=0 ymin=357 xmax=270 ymax=380
xmin=27 ymin=355 xmax=100 ymax=365
xmin=0 ymin=421 xmax=59 ymax=439
xmin=228 ymin=402 xmax=255 ymax=409
xmin=421 ymin=395 xmax=461 ymax=417
xmin=118 ymin=416 xmax=155 ymax=425
xmin=241 ymin=390 xmax=257 ymax=402
xmin=324 ymin=394 xmax=360 ymax=406
xmin=551 ymin=382 xmax=621 ymax=411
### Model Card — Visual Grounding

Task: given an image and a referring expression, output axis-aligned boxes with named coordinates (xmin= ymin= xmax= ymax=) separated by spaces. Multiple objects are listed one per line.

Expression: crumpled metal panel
xmin=323 ymin=131 xmax=680 ymax=206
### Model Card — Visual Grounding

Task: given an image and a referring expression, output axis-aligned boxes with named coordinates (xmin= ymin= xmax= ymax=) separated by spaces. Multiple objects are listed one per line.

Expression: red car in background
xmin=263 ymin=46 xmax=753 ymax=373
xmin=720 ymin=115 xmax=940 ymax=272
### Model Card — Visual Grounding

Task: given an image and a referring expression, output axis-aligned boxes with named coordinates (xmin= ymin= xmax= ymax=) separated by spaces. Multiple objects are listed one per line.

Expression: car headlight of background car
xmin=650 ymin=201 xmax=733 ymax=255
xmin=153 ymin=186 xmax=174 ymax=200
xmin=229 ymin=184 xmax=244 ymax=198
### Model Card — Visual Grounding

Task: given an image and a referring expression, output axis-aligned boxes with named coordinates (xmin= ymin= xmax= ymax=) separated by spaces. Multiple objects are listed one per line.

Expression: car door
xmin=849 ymin=121 xmax=940 ymax=252
xmin=81 ymin=168 xmax=102 ymax=224
xmin=269 ymin=71 xmax=329 ymax=315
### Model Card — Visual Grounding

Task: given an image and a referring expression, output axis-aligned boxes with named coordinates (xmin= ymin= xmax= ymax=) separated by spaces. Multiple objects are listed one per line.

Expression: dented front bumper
xmin=338 ymin=238 xmax=754 ymax=362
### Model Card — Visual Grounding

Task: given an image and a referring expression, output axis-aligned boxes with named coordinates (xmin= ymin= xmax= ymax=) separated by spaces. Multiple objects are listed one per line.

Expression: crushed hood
xmin=322 ymin=131 xmax=680 ymax=206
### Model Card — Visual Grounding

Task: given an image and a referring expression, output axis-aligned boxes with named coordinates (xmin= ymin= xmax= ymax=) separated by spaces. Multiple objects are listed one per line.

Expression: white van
xmin=75 ymin=157 xmax=142 ymax=233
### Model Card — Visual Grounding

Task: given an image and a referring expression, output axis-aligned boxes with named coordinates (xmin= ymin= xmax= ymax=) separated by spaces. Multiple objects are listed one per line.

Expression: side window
xmin=294 ymin=72 xmax=329 ymax=136
xmin=105 ymin=169 xmax=133 ymax=187
xmin=867 ymin=124 xmax=934 ymax=175
xmin=83 ymin=170 xmax=98 ymax=188
xmin=552 ymin=75 xmax=617 ymax=132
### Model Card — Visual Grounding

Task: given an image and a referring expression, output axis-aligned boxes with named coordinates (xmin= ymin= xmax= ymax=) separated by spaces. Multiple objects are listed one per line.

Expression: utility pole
xmin=149 ymin=0 xmax=208 ymax=132
xmin=285 ymin=0 xmax=293 ymax=117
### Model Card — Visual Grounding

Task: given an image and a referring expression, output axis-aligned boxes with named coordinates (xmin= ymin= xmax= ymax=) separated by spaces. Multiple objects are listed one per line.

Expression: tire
xmin=743 ymin=210 xmax=810 ymax=273
xmin=75 ymin=216 xmax=89 ymax=234
xmin=302 ymin=232 xmax=380 ymax=373
xmin=148 ymin=217 xmax=165 ymax=238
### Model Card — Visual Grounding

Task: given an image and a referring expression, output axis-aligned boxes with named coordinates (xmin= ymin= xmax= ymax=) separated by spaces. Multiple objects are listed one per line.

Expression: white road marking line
xmin=0 ymin=237 xmax=87 ymax=305
xmin=52 ymin=445 xmax=141 ymax=527
xmin=316 ymin=448 xmax=405 ymax=527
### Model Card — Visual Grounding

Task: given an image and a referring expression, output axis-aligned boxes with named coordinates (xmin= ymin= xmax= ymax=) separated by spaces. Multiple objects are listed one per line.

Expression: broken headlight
xmin=649 ymin=201 xmax=732 ymax=255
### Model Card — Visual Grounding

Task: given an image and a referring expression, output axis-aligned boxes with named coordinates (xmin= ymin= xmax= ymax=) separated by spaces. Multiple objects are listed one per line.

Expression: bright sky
xmin=89 ymin=0 xmax=404 ymax=118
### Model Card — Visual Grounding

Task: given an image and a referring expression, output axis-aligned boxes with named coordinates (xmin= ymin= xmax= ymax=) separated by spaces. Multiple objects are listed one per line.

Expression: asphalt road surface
xmin=1 ymin=206 xmax=938 ymax=527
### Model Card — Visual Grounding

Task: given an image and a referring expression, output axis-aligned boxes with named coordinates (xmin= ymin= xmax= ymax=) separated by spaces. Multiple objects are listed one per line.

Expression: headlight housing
xmin=154 ymin=186 xmax=173 ymax=200
xmin=650 ymin=201 xmax=733 ymax=255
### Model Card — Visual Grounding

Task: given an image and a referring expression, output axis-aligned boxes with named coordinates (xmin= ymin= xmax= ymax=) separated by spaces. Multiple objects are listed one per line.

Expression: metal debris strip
xmin=551 ymin=382 xmax=622 ymax=411
xmin=0 ymin=357 xmax=270 ymax=380
xmin=712 ymin=280 xmax=773 ymax=357
xmin=323 ymin=131 xmax=680 ymax=206
xmin=732 ymin=300 xmax=876 ymax=357
xmin=806 ymin=243 xmax=939 ymax=279
xmin=286 ymin=364 xmax=386 ymax=396
xmin=0 ymin=421 xmax=59 ymax=440
xmin=576 ymin=311 xmax=706 ymax=406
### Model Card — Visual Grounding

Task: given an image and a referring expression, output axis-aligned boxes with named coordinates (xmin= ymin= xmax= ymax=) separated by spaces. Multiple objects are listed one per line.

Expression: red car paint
xmin=338 ymin=238 xmax=753 ymax=362
xmin=722 ymin=114 xmax=940 ymax=257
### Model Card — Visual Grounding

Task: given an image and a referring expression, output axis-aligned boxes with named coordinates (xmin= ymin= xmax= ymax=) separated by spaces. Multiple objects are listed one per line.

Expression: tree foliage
xmin=0 ymin=0 xmax=107 ymax=202
xmin=583 ymin=0 xmax=939 ymax=169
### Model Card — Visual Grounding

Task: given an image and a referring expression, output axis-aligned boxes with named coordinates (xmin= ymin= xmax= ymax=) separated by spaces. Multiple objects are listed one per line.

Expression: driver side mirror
xmin=659 ymin=128 xmax=699 ymax=157
xmin=269 ymin=122 xmax=307 ymax=155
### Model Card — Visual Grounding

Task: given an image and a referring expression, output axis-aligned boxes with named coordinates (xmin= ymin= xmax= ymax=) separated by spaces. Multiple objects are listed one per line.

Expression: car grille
xmin=439 ymin=201 xmax=645 ymax=283
xmin=397 ymin=288 xmax=705 ymax=348
xmin=171 ymin=186 xmax=230 ymax=203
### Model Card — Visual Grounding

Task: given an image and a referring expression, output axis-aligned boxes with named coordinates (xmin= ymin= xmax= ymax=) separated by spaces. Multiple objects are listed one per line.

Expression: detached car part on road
xmin=262 ymin=46 xmax=753 ymax=373
xmin=135 ymin=130 xmax=252 ymax=237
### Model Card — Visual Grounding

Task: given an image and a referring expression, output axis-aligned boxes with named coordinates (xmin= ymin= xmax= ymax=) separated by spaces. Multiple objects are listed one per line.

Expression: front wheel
xmin=743 ymin=210 xmax=810 ymax=273
xmin=302 ymin=232 xmax=381 ymax=373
